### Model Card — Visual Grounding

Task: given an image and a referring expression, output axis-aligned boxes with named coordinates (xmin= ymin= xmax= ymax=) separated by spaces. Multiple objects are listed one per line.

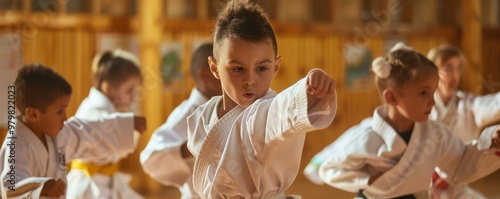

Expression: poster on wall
xmin=0 ymin=33 xmax=23 ymax=126
xmin=160 ymin=41 xmax=184 ymax=93
xmin=342 ymin=43 xmax=373 ymax=92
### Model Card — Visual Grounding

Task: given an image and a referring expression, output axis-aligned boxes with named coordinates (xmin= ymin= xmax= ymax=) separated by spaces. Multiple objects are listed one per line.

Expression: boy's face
xmin=38 ymin=94 xmax=70 ymax=137
xmin=209 ymin=38 xmax=281 ymax=108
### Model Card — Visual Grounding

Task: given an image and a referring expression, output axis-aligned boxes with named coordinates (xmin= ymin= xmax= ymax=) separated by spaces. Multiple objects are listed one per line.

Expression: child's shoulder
xmin=190 ymin=96 xmax=222 ymax=118
xmin=75 ymin=88 xmax=114 ymax=116
xmin=338 ymin=121 xmax=381 ymax=145
xmin=2 ymin=127 xmax=40 ymax=155
xmin=422 ymin=119 xmax=449 ymax=131
xmin=329 ymin=122 xmax=385 ymax=156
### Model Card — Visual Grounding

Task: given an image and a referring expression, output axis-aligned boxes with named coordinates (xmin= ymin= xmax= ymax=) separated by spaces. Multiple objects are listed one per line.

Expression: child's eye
xmin=58 ymin=109 xmax=64 ymax=114
xmin=420 ymin=91 xmax=428 ymax=96
xmin=257 ymin=66 xmax=268 ymax=72
xmin=231 ymin=67 xmax=244 ymax=72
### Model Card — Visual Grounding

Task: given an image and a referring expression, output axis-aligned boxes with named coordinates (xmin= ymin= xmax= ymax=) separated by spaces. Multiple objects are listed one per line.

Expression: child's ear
xmin=273 ymin=56 xmax=281 ymax=78
xmin=208 ymin=56 xmax=220 ymax=79
xmin=25 ymin=107 xmax=39 ymax=121
xmin=101 ymin=81 xmax=111 ymax=95
xmin=383 ymin=89 xmax=398 ymax=106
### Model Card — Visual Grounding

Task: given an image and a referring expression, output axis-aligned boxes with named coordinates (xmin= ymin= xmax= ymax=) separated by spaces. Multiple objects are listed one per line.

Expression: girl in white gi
xmin=141 ymin=43 xmax=221 ymax=199
xmin=66 ymin=49 xmax=143 ymax=198
xmin=427 ymin=45 xmax=500 ymax=199
xmin=186 ymin=1 xmax=337 ymax=198
xmin=318 ymin=43 xmax=500 ymax=199
xmin=0 ymin=64 xmax=146 ymax=198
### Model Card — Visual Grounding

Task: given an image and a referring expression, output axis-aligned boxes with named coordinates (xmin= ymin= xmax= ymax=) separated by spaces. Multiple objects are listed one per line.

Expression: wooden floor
xmin=141 ymin=170 xmax=500 ymax=199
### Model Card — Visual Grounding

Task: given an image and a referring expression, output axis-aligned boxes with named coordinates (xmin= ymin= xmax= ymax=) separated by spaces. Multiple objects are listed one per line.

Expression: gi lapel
xmin=192 ymin=104 xmax=245 ymax=195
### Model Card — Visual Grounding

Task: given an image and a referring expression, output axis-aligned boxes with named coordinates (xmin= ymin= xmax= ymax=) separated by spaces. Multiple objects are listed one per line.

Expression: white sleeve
xmin=59 ymin=112 xmax=135 ymax=162
xmin=317 ymin=126 xmax=380 ymax=193
xmin=304 ymin=142 xmax=338 ymax=185
xmin=437 ymin=124 xmax=500 ymax=184
xmin=319 ymin=159 xmax=371 ymax=193
xmin=2 ymin=177 xmax=52 ymax=199
xmin=1 ymin=142 xmax=51 ymax=198
xmin=140 ymin=121 xmax=191 ymax=187
xmin=304 ymin=117 xmax=373 ymax=185
xmin=264 ymin=75 xmax=337 ymax=142
xmin=470 ymin=92 xmax=500 ymax=127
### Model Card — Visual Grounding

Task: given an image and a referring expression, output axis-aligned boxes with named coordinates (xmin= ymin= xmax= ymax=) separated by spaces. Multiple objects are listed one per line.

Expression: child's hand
xmin=307 ymin=69 xmax=335 ymax=98
xmin=133 ymin=116 xmax=147 ymax=134
xmin=492 ymin=125 xmax=500 ymax=149
xmin=41 ymin=178 xmax=66 ymax=197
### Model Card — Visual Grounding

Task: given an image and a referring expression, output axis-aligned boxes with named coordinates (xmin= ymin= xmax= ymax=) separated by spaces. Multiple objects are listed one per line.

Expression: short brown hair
xmin=213 ymin=0 xmax=277 ymax=59
xmin=92 ymin=49 xmax=142 ymax=90
xmin=376 ymin=49 xmax=438 ymax=94
xmin=15 ymin=64 xmax=72 ymax=114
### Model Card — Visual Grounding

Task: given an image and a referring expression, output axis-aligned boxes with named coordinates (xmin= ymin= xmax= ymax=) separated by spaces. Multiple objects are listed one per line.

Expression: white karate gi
xmin=187 ymin=78 xmax=337 ymax=198
xmin=66 ymin=88 xmax=142 ymax=199
xmin=319 ymin=106 xmax=500 ymax=199
xmin=429 ymin=91 xmax=500 ymax=199
xmin=0 ymin=113 xmax=135 ymax=199
xmin=303 ymin=118 xmax=372 ymax=185
xmin=431 ymin=91 xmax=500 ymax=143
xmin=141 ymin=88 xmax=207 ymax=199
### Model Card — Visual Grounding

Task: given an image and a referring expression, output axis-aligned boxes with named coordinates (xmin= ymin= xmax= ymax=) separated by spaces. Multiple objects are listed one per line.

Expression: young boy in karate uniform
xmin=187 ymin=1 xmax=337 ymax=198
xmin=0 ymin=64 xmax=146 ymax=198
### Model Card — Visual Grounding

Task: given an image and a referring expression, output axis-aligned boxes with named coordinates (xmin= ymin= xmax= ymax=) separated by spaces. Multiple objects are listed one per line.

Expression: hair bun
xmin=372 ymin=57 xmax=391 ymax=78
xmin=91 ymin=52 xmax=113 ymax=73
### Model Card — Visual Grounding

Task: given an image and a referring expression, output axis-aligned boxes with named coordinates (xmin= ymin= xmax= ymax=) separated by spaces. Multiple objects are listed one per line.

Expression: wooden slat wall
xmin=21 ymin=28 xmax=96 ymax=115
xmin=482 ymin=29 xmax=500 ymax=94
xmin=1 ymin=24 xmax=496 ymax=197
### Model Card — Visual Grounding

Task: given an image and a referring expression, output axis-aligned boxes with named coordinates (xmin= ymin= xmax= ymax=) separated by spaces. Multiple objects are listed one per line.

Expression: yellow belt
xmin=70 ymin=160 xmax=119 ymax=177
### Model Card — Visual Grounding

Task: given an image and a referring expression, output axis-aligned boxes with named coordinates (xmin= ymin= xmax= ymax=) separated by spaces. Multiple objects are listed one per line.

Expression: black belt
xmin=357 ymin=190 xmax=416 ymax=199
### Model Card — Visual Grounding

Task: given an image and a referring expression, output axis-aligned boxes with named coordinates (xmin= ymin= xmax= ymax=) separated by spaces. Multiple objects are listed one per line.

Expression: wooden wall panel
xmin=482 ymin=29 xmax=500 ymax=94
xmin=21 ymin=28 xmax=95 ymax=116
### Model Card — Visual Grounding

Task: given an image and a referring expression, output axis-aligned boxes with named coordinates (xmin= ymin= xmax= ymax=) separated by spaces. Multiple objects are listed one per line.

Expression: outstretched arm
xmin=263 ymin=68 xmax=337 ymax=141
xmin=438 ymin=124 xmax=500 ymax=184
